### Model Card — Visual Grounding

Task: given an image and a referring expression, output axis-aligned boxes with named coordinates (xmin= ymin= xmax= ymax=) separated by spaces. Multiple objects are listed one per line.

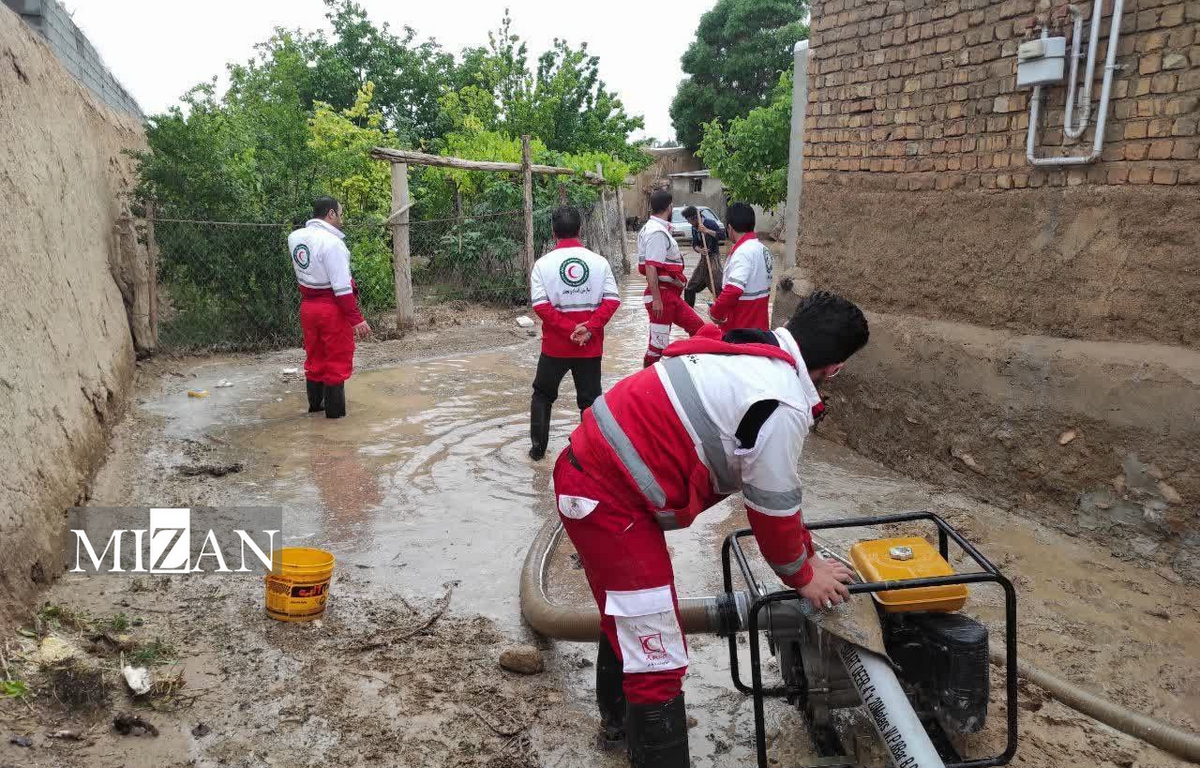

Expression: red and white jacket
xmin=637 ymin=215 xmax=686 ymax=291
xmin=530 ymin=239 xmax=621 ymax=358
xmin=288 ymin=219 xmax=364 ymax=326
xmin=569 ymin=325 xmax=823 ymax=587
xmin=711 ymin=233 xmax=772 ymax=330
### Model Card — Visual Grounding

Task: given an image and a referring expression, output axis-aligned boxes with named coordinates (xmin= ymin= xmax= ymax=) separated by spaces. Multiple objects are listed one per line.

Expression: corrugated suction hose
xmin=521 ymin=516 xmax=1200 ymax=762
xmin=519 ymin=517 xmax=742 ymax=641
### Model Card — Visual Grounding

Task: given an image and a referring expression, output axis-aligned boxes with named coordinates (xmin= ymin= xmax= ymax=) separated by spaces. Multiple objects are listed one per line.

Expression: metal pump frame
xmin=720 ymin=511 xmax=1019 ymax=768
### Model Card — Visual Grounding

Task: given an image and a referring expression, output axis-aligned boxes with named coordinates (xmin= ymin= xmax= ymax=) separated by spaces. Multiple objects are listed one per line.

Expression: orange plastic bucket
xmin=265 ymin=547 xmax=335 ymax=622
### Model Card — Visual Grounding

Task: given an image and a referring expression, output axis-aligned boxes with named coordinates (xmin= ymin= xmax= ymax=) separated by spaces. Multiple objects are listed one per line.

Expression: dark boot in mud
xmin=529 ymin=395 xmax=551 ymax=460
xmin=626 ymin=694 xmax=689 ymax=767
xmin=306 ymin=379 xmax=325 ymax=413
xmin=325 ymin=383 xmax=346 ymax=419
xmin=596 ymin=638 xmax=626 ymax=748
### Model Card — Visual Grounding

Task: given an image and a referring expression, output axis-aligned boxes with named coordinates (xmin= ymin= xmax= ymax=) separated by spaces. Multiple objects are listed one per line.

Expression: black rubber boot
xmin=683 ymin=288 xmax=697 ymax=308
xmin=596 ymin=639 xmax=626 ymax=748
xmin=324 ymin=383 xmax=346 ymax=419
xmin=529 ymin=396 xmax=551 ymax=460
xmin=627 ymin=694 xmax=689 ymax=768
xmin=306 ymin=379 xmax=325 ymax=413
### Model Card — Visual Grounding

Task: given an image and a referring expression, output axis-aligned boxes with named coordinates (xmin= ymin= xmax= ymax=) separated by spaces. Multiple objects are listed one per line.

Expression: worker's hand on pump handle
xmin=799 ymin=555 xmax=855 ymax=610
xmin=353 ymin=320 xmax=372 ymax=340
xmin=570 ymin=323 xmax=593 ymax=346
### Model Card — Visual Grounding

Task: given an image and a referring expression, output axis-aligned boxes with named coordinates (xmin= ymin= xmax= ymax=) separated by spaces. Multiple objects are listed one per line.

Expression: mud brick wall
xmin=799 ymin=0 xmax=1200 ymax=347
xmin=0 ymin=6 xmax=145 ymax=631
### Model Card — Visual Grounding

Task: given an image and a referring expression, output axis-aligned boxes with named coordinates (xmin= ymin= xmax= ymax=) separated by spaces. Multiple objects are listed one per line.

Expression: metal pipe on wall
xmin=1026 ymin=0 xmax=1125 ymax=166
xmin=1063 ymin=2 xmax=1104 ymax=139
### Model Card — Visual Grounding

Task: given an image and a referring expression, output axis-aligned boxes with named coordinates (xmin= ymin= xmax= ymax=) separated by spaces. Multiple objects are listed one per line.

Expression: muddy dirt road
xmin=2 ymin=246 xmax=1198 ymax=768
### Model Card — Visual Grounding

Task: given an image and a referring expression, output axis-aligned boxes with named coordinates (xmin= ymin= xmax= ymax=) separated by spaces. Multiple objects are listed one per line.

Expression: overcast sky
xmin=64 ymin=0 xmax=716 ymax=141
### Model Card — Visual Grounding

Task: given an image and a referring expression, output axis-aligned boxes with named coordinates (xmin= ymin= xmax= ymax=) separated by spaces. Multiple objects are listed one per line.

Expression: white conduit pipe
xmin=1027 ymin=0 xmax=1124 ymax=166
xmin=1063 ymin=2 xmax=1103 ymax=139
xmin=839 ymin=642 xmax=947 ymax=768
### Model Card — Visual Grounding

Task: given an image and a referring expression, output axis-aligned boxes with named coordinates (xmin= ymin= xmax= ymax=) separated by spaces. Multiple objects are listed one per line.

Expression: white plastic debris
xmin=215 ymin=379 xmax=234 ymax=388
xmin=515 ymin=316 xmax=535 ymax=329
xmin=282 ymin=367 xmax=299 ymax=376
xmin=122 ymin=665 xmax=153 ymax=696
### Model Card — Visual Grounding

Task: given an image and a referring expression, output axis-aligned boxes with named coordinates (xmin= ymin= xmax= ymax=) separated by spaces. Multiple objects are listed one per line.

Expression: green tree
xmin=132 ymin=2 xmax=650 ymax=346
xmin=670 ymin=0 xmax=807 ymax=150
xmin=447 ymin=12 xmax=648 ymax=167
xmin=309 ymin=0 xmax=456 ymax=142
xmin=698 ymin=71 xmax=792 ymax=209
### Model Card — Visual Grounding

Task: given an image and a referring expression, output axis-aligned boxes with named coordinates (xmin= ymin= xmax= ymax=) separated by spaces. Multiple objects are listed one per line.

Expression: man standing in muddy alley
xmin=528 ymin=206 xmax=621 ymax=460
xmin=288 ymin=196 xmax=372 ymax=419
xmin=681 ymin=205 xmax=723 ymax=309
xmin=637 ymin=189 xmax=705 ymax=368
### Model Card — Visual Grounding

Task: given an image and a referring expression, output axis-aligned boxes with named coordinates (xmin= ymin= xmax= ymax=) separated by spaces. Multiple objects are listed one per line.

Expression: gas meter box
xmin=1017 ymin=36 xmax=1067 ymax=88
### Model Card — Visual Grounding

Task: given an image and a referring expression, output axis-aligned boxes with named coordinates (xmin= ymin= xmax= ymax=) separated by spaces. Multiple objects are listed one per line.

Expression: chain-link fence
xmin=409 ymin=209 xmax=539 ymax=305
xmin=150 ymin=196 xmax=623 ymax=353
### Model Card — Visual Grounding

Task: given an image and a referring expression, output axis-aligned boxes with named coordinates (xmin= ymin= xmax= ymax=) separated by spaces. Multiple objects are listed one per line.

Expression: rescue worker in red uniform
xmin=710 ymin=202 xmax=774 ymax=331
xmin=528 ymin=206 xmax=622 ymax=460
xmin=553 ymin=291 xmax=869 ymax=767
xmin=288 ymin=197 xmax=371 ymax=419
xmin=637 ymin=190 xmax=705 ymax=368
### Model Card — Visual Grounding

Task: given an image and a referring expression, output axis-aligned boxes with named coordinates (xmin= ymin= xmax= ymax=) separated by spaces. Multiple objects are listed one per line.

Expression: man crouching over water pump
xmin=552 ymin=291 xmax=869 ymax=766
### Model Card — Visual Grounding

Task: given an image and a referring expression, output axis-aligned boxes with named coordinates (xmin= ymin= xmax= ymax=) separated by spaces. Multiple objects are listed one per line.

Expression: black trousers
xmin=530 ymin=354 xmax=603 ymax=453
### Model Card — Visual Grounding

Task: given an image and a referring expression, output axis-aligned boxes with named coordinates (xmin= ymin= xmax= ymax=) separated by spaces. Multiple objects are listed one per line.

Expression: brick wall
xmin=785 ymin=0 xmax=1199 ymax=571
xmin=804 ymin=0 xmax=1200 ymax=190
xmin=794 ymin=0 xmax=1200 ymax=348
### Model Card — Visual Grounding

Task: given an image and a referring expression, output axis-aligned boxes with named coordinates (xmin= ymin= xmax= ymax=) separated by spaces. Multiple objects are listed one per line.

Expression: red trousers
xmin=643 ymin=287 xmax=704 ymax=367
xmin=553 ymin=449 xmax=688 ymax=705
xmin=300 ymin=299 xmax=355 ymax=385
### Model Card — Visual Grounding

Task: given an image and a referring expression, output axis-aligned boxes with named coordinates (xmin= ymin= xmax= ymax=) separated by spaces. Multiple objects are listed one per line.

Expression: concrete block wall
xmin=804 ymin=0 xmax=1200 ymax=190
xmin=3 ymin=0 xmax=142 ymax=116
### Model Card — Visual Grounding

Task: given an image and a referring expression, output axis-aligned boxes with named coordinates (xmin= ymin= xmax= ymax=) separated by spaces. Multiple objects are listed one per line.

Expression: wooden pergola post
xmin=390 ymin=162 xmax=415 ymax=328
xmin=369 ymin=145 xmax=614 ymax=310
xmin=521 ymin=135 xmax=535 ymax=274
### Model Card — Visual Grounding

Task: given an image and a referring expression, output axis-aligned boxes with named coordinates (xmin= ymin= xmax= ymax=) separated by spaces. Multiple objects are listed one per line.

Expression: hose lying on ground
xmin=519 ymin=516 xmax=742 ymax=641
xmin=521 ymin=516 xmax=1200 ymax=762
xmin=989 ymin=647 xmax=1200 ymax=763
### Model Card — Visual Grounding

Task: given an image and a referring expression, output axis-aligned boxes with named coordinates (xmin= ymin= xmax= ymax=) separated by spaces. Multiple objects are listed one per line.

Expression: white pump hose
xmin=840 ymin=642 xmax=946 ymax=768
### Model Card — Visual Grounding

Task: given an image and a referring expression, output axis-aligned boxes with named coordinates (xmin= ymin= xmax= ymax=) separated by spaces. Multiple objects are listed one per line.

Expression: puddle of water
xmin=134 ymin=251 xmax=934 ymax=766
xmin=134 ymin=247 xmax=1200 ymax=766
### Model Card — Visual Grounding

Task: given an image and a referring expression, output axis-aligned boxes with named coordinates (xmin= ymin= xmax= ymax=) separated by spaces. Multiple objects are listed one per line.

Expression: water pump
xmin=720 ymin=511 xmax=1018 ymax=768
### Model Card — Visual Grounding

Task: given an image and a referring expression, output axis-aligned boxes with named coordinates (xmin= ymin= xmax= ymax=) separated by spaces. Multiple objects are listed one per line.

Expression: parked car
xmin=670 ymin=206 xmax=724 ymax=241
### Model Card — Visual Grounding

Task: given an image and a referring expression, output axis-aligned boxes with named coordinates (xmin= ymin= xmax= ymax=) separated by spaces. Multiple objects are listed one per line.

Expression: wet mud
xmin=3 ymin=246 xmax=1199 ymax=768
